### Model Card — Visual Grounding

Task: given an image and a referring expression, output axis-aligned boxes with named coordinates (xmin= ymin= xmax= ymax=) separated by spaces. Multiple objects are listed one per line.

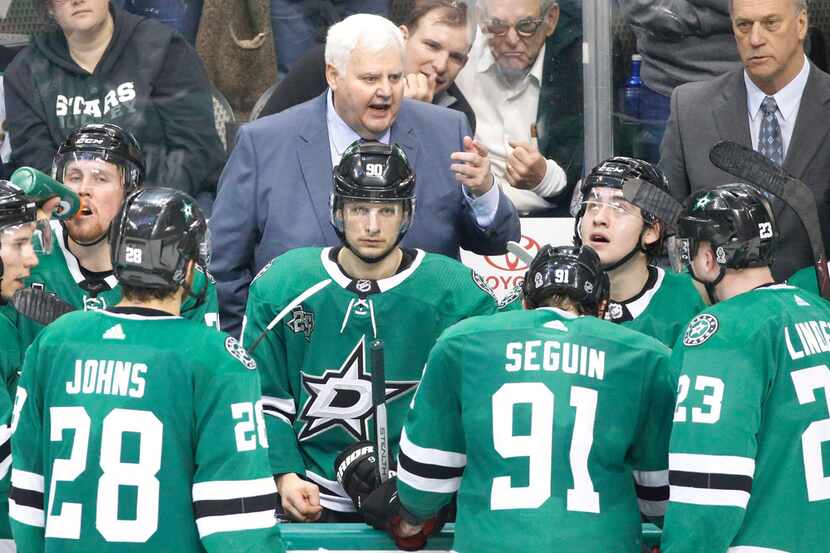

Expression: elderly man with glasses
xmin=455 ymin=0 xmax=583 ymax=216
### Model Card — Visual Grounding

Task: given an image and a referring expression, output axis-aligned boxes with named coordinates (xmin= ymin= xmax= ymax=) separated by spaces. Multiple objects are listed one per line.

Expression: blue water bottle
xmin=623 ymin=54 xmax=642 ymax=119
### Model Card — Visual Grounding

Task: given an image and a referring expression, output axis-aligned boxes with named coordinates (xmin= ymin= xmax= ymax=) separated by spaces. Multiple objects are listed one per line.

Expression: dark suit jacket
xmin=210 ymin=93 xmax=521 ymax=334
xmin=257 ymin=43 xmax=477 ymax=132
xmin=659 ymin=64 xmax=830 ymax=281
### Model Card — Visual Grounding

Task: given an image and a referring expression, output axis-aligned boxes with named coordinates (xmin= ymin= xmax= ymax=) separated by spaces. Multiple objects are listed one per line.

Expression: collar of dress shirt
xmin=745 ymin=54 xmax=810 ymax=122
xmin=326 ymin=88 xmax=391 ymax=159
xmin=474 ymin=28 xmax=546 ymax=86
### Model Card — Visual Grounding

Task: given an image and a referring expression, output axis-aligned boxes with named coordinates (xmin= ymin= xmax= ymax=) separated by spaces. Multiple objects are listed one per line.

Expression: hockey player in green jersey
xmin=576 ymin=157 xmax=705 ymax=346
xmin=242 ymin=141 xmax=501 ymax=523
xmin=381 ymin=244 xmax=675 ymax=552
xmin=0 ymin=182 xmax=54 ymax=552
xmin=662 ymin=183 xmax=830 ymax=553
xmin=15 ymin=123 xmax=219 ymax=350
xmin=9 ymin=187 xmax=283 ymax=553
xmin=788 ymin=263 xmax=826 ymax=297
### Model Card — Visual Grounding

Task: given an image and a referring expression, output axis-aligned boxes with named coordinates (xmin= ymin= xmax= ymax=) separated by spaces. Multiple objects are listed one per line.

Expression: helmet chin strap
xmin=691 ymin=265 xmax=726 ymax=304
xmin=601 ymin=227 xmax=647 ymax=272
xmin=71 ymin=229 xmax=109 ymax=247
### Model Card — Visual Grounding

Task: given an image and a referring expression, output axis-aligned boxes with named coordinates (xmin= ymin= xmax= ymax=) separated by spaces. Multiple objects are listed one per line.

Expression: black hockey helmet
xmin=0 ymin=180 xmax=51 ymax=278
xmin=668 ymin=183 xmax=777 ymax=275
xmin=573 ymin=157 xmax=674 ymax=270
xmin=110 ymin=188 xmax=209 ymax=290
xmin=53 ymin=123 xmax=145 ymax=192
xmin=522 ymin=244 xmax=610 ymax=316
xmin=330 ymin=140 xmax=416 ymax=242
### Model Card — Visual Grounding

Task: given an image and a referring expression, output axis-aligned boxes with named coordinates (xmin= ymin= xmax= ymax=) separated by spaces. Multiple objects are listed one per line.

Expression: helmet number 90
xmin=365 ymin=163 xmax=384 ymax=178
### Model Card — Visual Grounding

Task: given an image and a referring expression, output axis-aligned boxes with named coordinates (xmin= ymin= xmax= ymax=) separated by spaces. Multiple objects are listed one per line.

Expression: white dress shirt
xmin=745 ymin=55 xmax=810 ymax=159
xmin=455 ymin=30 xmax=568 ymax=214
xmin=325 ymin=90 xmax=499 ymax=227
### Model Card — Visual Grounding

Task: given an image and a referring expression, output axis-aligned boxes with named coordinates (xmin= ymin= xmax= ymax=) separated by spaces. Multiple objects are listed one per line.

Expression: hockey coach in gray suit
xmin=210 ymin=13 xmax=520 ymax=335
xmin=659 ymin=0 xmax=830 ymax=281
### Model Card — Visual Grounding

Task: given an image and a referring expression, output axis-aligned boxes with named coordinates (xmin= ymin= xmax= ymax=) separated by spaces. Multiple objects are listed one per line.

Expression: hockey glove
xmin=361 ymin=477 xmax=447 ymax=551
xmin=335 ymin=441 xmax=383 ymax=510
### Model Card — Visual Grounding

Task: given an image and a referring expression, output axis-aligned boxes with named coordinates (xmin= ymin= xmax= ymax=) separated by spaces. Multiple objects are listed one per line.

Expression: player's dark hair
xmin=535 ymin=293 xmax=589 ymax=315
xmin=120 ymin=282 xmax=180 ymax=303
xmin=400 ymin=0 xmax=468 ymax=29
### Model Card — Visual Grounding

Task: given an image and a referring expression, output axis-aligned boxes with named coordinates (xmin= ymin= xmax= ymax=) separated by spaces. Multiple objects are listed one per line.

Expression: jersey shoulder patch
xmin=683 ymin=313 xmax=719 ymax=346
xmin=224 ymin=336 xmax=257 ymax=369
xmin=471 ymin=270 xmax=497 ymax=299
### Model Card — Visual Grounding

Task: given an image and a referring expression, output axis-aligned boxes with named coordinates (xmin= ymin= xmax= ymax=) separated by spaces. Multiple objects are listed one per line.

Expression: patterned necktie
xmin=758 ymin=96 xmax=784 ymax=167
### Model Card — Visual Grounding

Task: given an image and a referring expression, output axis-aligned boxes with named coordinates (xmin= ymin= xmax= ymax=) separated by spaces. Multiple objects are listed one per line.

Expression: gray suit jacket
xmin=210 ymin=93 xmax=521 ymax=335
xmin=659 ymin=64 xmax=830 ymax=281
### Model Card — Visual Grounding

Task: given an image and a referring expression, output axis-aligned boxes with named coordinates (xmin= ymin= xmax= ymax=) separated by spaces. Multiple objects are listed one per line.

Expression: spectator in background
xmin=659 ymin=0 xmax=830 ymax=281
xmin=271 ymin=0 xmax=390 ymax=77
xmin=4 ymin=0 xmax=224 ymax=208
xmin=259 ymin=0 xmax=477 ymax=132
xmin=115 ymin=0 xmax=203 ymax=44
xmin=455 ymin=0 xmax=583 ymax=216
xmin=618 ymin=0 xmax=741 ymax=162
xmin=210 ymin=14 xmax=520 ymax=336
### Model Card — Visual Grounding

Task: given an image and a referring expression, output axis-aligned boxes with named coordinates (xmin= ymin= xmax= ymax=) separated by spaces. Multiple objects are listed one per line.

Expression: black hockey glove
xmin=361 ymin=478 xmax=449 ymax=551
xmin=334 ymin=441 xmax=383 ymax=510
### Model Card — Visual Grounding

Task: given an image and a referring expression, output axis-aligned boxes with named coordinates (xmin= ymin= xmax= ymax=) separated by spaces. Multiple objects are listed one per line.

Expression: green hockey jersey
xmin=0 ymin=304 xmax=21 ymax=540
xmin=606 ymin=266 xmax=706 ymax=347
xmin=9 ymin=308 xmax=284 ymax=553
xmin=242 ymin=247 xmax=500 ymax=512
xmin=788 ymin=264 xmax=823 ymax=297
xmin=662 ymin=284 xmax=830 ymax=553
xmin=16 ymin=220 xmax=219 ymax=350
xmin=397 ymin=308 xmax=675 ymax=553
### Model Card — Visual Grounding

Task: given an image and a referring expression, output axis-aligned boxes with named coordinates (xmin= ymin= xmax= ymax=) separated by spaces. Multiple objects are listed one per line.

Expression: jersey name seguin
xmin=55 ymin=82 xmax=137 ymax=118
xmin=504 ymin=339 xmax=606 ymax=381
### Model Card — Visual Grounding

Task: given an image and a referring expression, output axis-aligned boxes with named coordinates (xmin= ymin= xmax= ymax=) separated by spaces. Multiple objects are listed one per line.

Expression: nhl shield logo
xmin=683 ymin=314 xmax=719 ymax=346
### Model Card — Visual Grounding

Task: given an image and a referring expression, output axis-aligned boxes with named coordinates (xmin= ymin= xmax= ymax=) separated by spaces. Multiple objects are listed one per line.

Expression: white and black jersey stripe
xmin=397 ymin=429 xmax=466 ymax=494
xmin=633 ymin=469 xmax=669 ymax=518
xmin=669 ymin=453 xmax=755 ymax=509
xmin=192 ymin=477 xmax=277 ymax=537
xmin=0 ymin=423 xmax=11 ymax=481
xmin=304 ymin=471 xmax=355 ymax=512
xmin=9 ymin=469 xmax=44 ymax=527
xmin=261 ymin=395 xmax=295 ymax=426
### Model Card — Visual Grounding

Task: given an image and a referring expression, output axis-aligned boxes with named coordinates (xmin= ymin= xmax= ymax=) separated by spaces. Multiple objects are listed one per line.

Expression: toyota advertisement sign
xmin=460 ymin=218 xmax=575 ymax=299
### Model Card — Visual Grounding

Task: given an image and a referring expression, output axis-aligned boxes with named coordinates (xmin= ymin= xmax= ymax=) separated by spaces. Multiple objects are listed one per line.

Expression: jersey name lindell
xmin=785 ymin=319 xmax=830 ymax=361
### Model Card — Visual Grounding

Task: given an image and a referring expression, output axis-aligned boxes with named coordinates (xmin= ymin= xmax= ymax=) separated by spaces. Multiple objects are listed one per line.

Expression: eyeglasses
xmin=483 ymin=15 xmax=546 ymax=37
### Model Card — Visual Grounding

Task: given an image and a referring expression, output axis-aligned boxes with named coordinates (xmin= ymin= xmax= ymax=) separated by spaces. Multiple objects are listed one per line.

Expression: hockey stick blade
xmin=709 ymin=141 xmax=830 ymax=299
xmin=12 ymin=288 xmax=76 ymax=325
xmin=370 ymin=339 xmax=390 ymax=482
xmin=506 ymin=241 xmax=535 ymax=266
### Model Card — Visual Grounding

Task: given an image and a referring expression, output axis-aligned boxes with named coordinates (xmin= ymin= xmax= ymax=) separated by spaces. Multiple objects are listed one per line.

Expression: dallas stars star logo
xmin=297 ymin=338 xmax=417 ymax=442
xmin=694 ymin=195 xmax=712 ymax=211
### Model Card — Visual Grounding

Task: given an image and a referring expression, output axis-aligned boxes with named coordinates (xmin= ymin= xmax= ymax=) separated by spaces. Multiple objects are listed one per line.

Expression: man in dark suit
xmin=210 ymin=13 xmax=520 ymax=335
xmin=660 ymin=0 xmax=830 ymax=281
xmin=258 ymin=0 xmax=478 ymax=131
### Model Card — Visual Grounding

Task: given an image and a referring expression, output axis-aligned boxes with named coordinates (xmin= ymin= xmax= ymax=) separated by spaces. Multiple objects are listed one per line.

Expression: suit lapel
xmin=714 ymin=72 xmax=752 ymax=147
xmin=298 ymin=94 xmax=338 ymax=242
xmin=785 ymin=65 xmax=830 ymax=179
xmin=390 ymin=104 xmax=421 ymax=170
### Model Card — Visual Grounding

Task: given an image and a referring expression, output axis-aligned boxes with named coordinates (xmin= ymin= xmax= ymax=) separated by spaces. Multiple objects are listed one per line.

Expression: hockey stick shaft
xmin=709 ymin=141 xmax=830 ymax=299
xmin=371 ymin=339 xmax=390 ymax=482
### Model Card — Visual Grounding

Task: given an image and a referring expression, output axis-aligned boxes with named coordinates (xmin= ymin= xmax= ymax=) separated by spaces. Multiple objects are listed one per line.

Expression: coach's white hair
xmin=325 ymin=14 xmax=405 ymax=75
